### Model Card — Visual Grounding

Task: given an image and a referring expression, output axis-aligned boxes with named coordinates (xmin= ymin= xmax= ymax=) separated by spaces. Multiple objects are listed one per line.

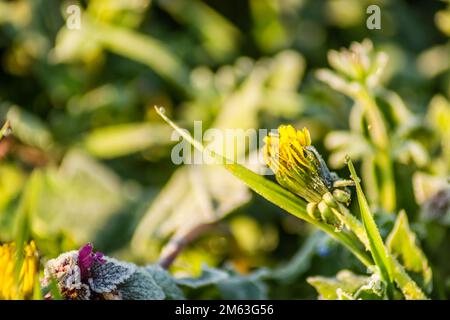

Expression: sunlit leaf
xmin=6 ymin=106 xmax=53 ymax=150
xmin=176 ymin=264 xmax=228 ymax=288
xmin=271 ymin=231 xmax=323 ymax=282
xmin=387 ymin=210 xmax=432 ymax=292
xmin=83 ymin=122 xmax=173 ymax=158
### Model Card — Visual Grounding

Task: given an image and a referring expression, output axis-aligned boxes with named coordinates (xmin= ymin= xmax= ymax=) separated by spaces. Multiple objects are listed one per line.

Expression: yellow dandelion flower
xmin=0 ymin=241 xmax=38 ymax=300
xmin=263 ymin=125 xmax=333 ymax=203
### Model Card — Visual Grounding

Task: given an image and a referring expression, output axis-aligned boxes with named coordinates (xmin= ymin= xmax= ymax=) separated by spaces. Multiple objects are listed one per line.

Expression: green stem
xmin=356 ymin=87 xmax=396 ymax=212
xmin=376 ymin=152 xmax=396 ymax=213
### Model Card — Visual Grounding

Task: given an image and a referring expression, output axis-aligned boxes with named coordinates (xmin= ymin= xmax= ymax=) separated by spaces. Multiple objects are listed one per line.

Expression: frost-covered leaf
xmin=176 ymin=265 xmax=268 ymax=299
xmin=336 ymin=289 xmax=355 ymax=300
xmin=308 ymin=269 xmax=389 ymax=300
xmin=386 ymin=211 xmax=432 ymax=292
xmin=89 ymin=257 xmax=136 ymax=293
xmin=353 ymin=272 xmax=387 ymax=300
xmin=216 ymin=268 xmax=269 ymax=300
xmin=176 ymin=264 xmax=228 ymax=288
xmin=307 ymin=270 xmax=369 ymax=300
xmin=145 ymin=265 xmax=184 ymax=299
xmin=117 ymin=268 xmax=165 ymax=300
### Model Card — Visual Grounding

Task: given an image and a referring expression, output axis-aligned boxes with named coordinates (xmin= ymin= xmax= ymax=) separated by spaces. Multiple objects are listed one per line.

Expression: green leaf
xmin=386 ymin=210 xmax=432 ymax=292
xmin=6 ymin=106 xmax=53 ymax=151
xmin=308 ymin=270 xmax=388 ymax=300
xmin=89 ymin=257 xmax=136 ymax=293
xmin=48 ymin=277 xmax=63 ymax=300
xmin=117 ymin=268 xmax=166 ymax=300
xmin=336 ymin=289 xmax=356 ymax=300
xmin=145 ymin=265 xmax=185 ymax=300
xmin=177 ymin=265 xmax=268 ymax=299
xmin=33 ymin=150 xmax=127 ymax=244
xmin=159 ymin=0 xmax=241 ymax=61
xmin=131 ymin=165 xmax=251 ymax=259
xmin=176 ymin=264 xmax=228 ymax=288
xmin=87 ymin=18 xmax=191 ymax=95
xmin=347 ymin=158 xmax=394 ymax=290
xmin=83 ymin=123 xmax=173 ymax=158
xmin=32 ymin=275 xmax=43 ymax=300
xmin=307 ymin=270 xmax=369 ymax=300
xmin=271 ymin=231 xmax=322 ymax=282
xmin=353 ymin=273 xmax=387 ymax=300
xmin=216 ymin=268 xmax=269 ymax=300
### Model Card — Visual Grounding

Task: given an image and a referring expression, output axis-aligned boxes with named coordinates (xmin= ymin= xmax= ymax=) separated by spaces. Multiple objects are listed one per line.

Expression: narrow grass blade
xmin=347 ymin=158 xmax=394 ymax=288
xmin=32 ymin=275 xmax=43 ymax=300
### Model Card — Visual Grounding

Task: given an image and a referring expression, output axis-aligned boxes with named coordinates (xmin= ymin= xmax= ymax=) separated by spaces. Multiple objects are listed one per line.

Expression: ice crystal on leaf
xmin=88 ymin=257 xmax=136 ymax=293
xmin=43 ymin=244 xmax=184 ymax=300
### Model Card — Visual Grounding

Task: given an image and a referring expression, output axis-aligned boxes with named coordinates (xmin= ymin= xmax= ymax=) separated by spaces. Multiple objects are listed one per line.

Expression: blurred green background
xmin=0 ymin=0 xmax=449 ymax=299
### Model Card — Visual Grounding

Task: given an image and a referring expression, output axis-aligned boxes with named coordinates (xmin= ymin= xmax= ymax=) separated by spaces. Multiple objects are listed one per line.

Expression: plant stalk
xmin=356 ymin=87 xmax=396 ymax=212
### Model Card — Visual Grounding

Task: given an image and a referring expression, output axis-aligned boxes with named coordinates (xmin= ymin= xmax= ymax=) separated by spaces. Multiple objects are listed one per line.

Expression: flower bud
xmin=322 ymin=192 xmax=338 ymax=208
xmin=264 ymin=125 xmax=331 ymax=203
xmin=318 ymin=201 xmax=341 ymax=229
xmin=307 ymin=202 xmax=320 ymax=220
xmin=333 ymin=189 xmax=351 ymax=204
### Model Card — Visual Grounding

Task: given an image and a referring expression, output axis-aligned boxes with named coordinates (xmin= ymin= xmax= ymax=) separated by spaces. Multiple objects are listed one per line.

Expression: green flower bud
xmin=322 ymin=192 xmax=337 ymax=208
xmin=263 ymin=125 xmax=332 ymax=203
xmin=333 ymin=189 xmax=351 ymax=204
xmin=307 ymin=202 xmax=320 ymax=220
xmin=318 ymin=201 xmax=341 ymax=228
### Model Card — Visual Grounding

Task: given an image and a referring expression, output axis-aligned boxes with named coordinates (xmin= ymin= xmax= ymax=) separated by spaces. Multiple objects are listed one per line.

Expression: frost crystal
xmin=117 ymin=268 xmax=165 ymax=300
xmin=43 ymin=251 xmax=92 ymax=299
xmin=43 ymin=244 xmax=184 ymax=300
xmin=146 ymin=265 xmax=185 ymax=300
xmin=88 ymin=257 xmax=136 ymax=293
xmin=43 ymin=251 xmax=82 ymax=290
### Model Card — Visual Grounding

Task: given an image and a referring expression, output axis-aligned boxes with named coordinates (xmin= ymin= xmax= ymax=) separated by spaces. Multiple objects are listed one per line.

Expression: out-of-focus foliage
xmin=0 ymin=0 xmax=449 ymax=299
